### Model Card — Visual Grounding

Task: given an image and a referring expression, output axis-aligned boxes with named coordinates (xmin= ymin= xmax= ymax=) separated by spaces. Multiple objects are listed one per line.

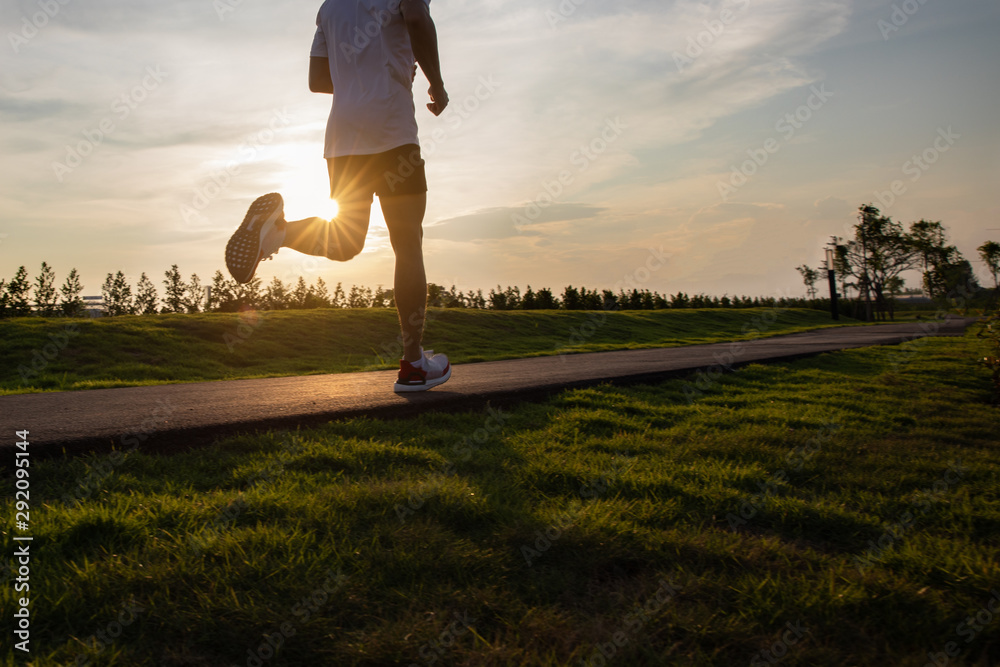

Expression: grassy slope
xmin=2 ymin=333 xmax=997 ymax=666
xmin=0 ymin=308 xmax=865 ymax=394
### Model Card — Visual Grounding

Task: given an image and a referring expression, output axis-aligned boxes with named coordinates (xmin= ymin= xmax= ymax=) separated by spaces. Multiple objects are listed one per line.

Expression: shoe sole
xmin=393 ymin=365 xmax=452 ymax=393
xmin=225 ymin=193 xmax=284 ymax=284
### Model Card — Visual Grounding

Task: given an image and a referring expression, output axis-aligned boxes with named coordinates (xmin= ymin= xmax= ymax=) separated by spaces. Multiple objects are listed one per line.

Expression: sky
xmin=1 ymin=0 xmax=999 ymax=301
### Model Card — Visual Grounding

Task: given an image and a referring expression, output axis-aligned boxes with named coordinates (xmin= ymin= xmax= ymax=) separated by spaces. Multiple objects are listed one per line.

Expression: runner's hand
xmin=427 ymin=83 xmax=449 ymax=116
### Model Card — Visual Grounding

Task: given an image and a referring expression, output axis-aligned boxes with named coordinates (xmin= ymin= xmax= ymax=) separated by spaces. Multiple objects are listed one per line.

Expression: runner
xmin=225 ymin=0 xmax=451 ymax=392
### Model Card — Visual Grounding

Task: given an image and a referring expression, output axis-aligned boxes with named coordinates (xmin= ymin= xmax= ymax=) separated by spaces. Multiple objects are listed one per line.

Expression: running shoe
xmin=394 ymin=349 xmax=451 ymax=392
xmin=225 ymin=193 xmax=286 ymax=284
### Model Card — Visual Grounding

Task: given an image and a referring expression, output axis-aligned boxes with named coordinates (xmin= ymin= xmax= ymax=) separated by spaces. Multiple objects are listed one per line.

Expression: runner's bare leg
xmin=380 ymin=193 xmax=427 ymax=363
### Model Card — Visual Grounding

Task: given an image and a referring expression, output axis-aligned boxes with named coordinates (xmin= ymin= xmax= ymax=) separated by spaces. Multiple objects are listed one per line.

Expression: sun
xmin=275 ymin=146 xmax=340 ymax=222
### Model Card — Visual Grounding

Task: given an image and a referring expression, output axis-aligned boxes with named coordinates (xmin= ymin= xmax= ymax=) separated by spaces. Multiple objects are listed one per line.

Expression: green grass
xmin=2 ymin=333 xmax=998 ymax=666
xmin=0 ymin=308 xmax=870 ymax=395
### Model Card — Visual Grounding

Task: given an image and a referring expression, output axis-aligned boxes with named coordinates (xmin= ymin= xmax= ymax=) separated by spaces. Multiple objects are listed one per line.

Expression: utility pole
xmin=825 ymin=247 xmax=840 ymax=321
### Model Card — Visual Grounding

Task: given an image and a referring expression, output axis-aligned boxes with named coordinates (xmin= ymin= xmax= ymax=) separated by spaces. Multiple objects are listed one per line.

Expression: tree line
xmin=1 ymin=263 xmax=839 ymax=318
xmin=796 ymin=204 xmax=999 ymax=321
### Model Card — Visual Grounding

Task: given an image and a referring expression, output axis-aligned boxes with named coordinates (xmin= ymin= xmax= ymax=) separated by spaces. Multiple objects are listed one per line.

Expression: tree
xmin=561 ymin=285 xmax=582 ymax=310
xmin=488 ymin=285 xmax=511 ymax=310
xmin=135 ymin=273 xmax=160 ymax=315
xmin=265 ymin=277 xmax=290 ymax=310
xmin=979 ymin=241 xmax=1000 ymax=289
xmin=909 ymin=220 xmax=947 ymax=295
xmin=347 ymin=284 xmax=371 ymax=308
xmin=521 ymin=285 xmax=537 ymax=310
xmin=234 ymin=276 xmax=263 ymax=311
xmin=923 ymin=247 xmax=979 ymax=300
xmin=162 ymin=265 xmax=186 ymax=313
xmin=59 ymin=268 xmax=85 ymax=317
xmin=331 ymin=282 xmax=346 ymax=309
xmin=102 ymin=271 xmax=134 ymax=316
xmin=33 ymin=262 xmax=58 ymax=316
xmin=291 ymin=277 xmax=310 ymax=309
xmin=835 ymin=205 xmax=919 ymax=321
xmin=185 ymin=274 xmax=204 ymax=313
xmin=535 ymin=288 xmax=558 ymax=310
xmin=310 ymin=277 xmax=332 ymax=308
xmin=209 ymin=271 xmax=238 ymax=312
xmin=6 ymin=266 xmax=32 ymax=316
xmin=796 ymin=265 xmax=819 ymax=299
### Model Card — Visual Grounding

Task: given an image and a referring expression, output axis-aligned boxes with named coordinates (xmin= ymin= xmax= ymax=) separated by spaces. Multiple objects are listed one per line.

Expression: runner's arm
xmin=400 ymin=0 xmax=448 ymax=115
xmin=309 ymin=56 xmax=334 ymax=94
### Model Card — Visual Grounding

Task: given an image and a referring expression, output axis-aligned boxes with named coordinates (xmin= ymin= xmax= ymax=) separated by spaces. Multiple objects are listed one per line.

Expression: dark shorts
xmin=327 ymin=143 xmax=427 ymax=203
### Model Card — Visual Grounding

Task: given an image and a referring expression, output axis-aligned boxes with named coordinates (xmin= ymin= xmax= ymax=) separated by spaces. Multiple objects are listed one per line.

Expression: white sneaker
xmin=225 ymin=193 xmax=286 ymax=284
xmin=394 ymin=349 xmax=452 ymax=392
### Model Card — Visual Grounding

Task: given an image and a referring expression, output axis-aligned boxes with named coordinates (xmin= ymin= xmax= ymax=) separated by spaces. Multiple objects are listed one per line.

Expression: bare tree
xmin=796 ymin=265 xmax=819 ymax=299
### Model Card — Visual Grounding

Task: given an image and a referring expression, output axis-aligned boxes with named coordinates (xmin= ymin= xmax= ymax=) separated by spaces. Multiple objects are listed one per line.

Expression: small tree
xmin=265 ymin=277 xmax=290 ymax=310
xmin=310 ymin=277 xmax=332 ymax=308
xmin=561 ymin=285 xmax=582 ymax=310
xmin=521 ymin=286 xmax=537 ymax=310
xmin=6 ymin=266 xmax=32 ymax=316
xmin=59 ymin=268 xmax=85 ymax=317
xmin=185 ymin=274 xmax=204 ymax=313
xmin=234 ymin=276 xmax=263 ymax=311
xmin=796 ymin=265 xmax=819 ymax=299
xmin=135 ymin=273 xmax=160 ymax=315
xmin=291 ymin=276 xmax=310 ymax=309
xmin=102 ymin=271 xmax=134 ymax=317
xmin=209 ymin=271 xmax=239 ymax=312
xmin=162 ymin=265 xmax=186 ymax=313
xmin=33 ymin=262 xmax=58 ymax=316
xmin=979 ymin=240 xmax=1000 ymax=289
xmin=331 ymin=282 xmax=346 ymax=309
xmin=347 ymin=284 xmax=370 ymax=308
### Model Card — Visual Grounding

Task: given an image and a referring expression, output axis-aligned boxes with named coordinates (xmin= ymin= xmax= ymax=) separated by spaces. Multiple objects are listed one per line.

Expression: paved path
xmin=0 ymin=317 xmax=976 ymax=459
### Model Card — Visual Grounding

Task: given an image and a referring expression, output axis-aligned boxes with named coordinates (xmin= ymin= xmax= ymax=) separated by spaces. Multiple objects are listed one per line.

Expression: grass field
xmin=0 ymin=308 xmax=869 ymax=395
xmin=2 ymin=330 xmax=998 ymax=666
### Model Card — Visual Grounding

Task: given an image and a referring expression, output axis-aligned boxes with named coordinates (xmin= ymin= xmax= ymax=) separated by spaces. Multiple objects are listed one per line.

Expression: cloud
xmin=429 ymin=203 xmax=606 ymax=241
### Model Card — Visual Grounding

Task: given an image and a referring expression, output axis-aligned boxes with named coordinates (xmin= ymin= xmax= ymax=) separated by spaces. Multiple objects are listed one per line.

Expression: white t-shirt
xmin=310 ymin=0 xmax=429 ymax=158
